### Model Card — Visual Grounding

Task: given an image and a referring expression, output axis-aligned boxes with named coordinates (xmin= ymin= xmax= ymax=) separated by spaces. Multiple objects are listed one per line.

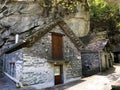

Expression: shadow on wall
xmin=0 ymin=75 xmax=38 ymax=90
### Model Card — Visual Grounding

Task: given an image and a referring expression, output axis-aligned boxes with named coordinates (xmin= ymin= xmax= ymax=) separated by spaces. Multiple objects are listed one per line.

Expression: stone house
xmin=1 ymin=19 xmax=83 ymax=89
xmin=81 ymin=32 xmax=114 ymax=77
xmin=0 ymin=1 xmax=89 ymax=89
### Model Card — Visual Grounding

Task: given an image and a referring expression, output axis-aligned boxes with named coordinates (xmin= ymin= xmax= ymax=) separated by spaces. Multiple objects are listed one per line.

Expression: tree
xmin=88 ymin=0 xmax=120 ymax=48
xmin=37 ymin=0 xmax=89 ymax=17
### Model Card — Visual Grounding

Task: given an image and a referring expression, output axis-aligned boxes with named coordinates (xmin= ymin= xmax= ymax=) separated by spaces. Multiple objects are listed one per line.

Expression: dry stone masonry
xmin=0 ymin=1 xmax=89 ymax=89
xmin=3 ymin=27 xmax=82 ymax=89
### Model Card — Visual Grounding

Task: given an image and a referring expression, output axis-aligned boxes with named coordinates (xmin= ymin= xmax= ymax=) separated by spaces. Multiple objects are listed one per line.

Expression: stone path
xmin=0 ymin=75 xmax=37 ymax=90
xmin=0 ymin=64 xmax=120 ymax=90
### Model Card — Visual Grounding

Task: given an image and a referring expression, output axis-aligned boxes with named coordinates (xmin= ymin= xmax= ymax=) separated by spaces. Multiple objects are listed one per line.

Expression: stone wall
xmin=22 ymin=54 xmax=54 ymax=88
xmin=101 ymin=52 xmax=113 ymax=71
xmin=4 ymin=49 xmax=24 ymax=81
xmin=63 ymin=32 xmax=82 ymax=81
xmin=101 ymin=52 xmax=108 ymax=71
xmin=0 ymin=56 xmax=3 ymax=75
xmin=21 ymin=26 xmax=82 ymax=89
xmin=81 ymin=52 xmax=100 ymax=77
xmin=81 ymin=51 xmax=113 ymax=77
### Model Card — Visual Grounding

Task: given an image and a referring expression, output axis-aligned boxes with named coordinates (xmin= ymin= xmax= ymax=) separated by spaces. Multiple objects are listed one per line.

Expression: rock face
xmin=0 ymin=1 xmax=44 ymax=48
xmin=65 ymin=4 xmax=90 ymax=37
xmin=0 ymin=1 xmax=89 ymax=49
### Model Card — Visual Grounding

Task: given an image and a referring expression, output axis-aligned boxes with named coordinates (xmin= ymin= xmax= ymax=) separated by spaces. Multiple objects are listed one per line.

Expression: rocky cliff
xmin=0 ymin=1 xmax=90 ymax=51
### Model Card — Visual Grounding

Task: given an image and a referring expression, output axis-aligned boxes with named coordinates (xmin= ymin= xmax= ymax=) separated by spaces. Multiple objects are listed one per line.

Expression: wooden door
xmin=52 ymin=33 xmax=63 ymax=59
xmin=54 ymin=65 xmax=63 ymax=85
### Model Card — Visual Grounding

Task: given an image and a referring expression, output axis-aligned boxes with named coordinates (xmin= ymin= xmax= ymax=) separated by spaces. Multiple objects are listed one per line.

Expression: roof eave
xmin=0 ymin=41 xmax=26 ymax=55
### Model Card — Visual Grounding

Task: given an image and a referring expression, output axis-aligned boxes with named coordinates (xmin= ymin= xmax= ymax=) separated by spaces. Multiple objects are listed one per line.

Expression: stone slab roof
xmin=85 ymin=39 xmax=108 ymax=52
xmin=80 ymin=31 xmax=108 ymax=52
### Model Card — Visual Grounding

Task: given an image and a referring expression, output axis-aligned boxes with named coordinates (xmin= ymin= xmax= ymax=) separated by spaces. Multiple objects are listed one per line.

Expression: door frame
xmin=54 ymin=64 xmax=63 ymax=85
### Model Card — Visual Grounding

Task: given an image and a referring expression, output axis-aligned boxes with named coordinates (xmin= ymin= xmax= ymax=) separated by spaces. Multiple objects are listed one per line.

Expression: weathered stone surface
xmin=0 ymin=56 xmax=3 ymax=75
xmin=0 ymin=1 xmax=89 ymax=50
xmin=85 ymin=40 xmax=108 ymax=51
xmin=3 ymin=26 xmax=82 ymax=89
xmin=0 ymin=36 xmax=4 ymax=47
xmin=0 ymin=1 xmax=89 ymax=89
xmin=0 ymin=2 xmax=44 ymax=33
xmin=21 ymin=27 xmax=82 ymax=85
xmin=0 ymin=2 xmax=44 ymax=48
xmin=65 ymin=4 xmax=90 ymax=37
xmin=81 ymin=50 xmax=113 ymax=77
xmin=4 ymin=49 xmax=24 ymax=80
xmin=81 ymin=52 xmax=100 ymax=77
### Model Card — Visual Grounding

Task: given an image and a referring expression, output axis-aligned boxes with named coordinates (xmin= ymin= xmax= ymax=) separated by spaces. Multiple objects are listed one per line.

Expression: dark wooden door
xmin=54 ymin=65 xmax=63 ymax=85
xmin=52 ymin=33 xmax=63 ymax=59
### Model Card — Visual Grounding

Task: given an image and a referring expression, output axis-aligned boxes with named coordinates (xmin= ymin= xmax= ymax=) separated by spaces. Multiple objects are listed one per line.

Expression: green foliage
xmin=89 ymin=0 xmax=120 ymax=32
xmin=37 ymin=0 xmax=88 ymax=17
xmin=89 ymin=0 xmax=120 ymax=46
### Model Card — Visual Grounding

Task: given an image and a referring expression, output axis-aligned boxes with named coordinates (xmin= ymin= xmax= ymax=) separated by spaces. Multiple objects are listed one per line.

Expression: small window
xmin=10 ymin=62 xmax=15 ymax=77
xmin=54 ymin=66 xmax=60 ymax=76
